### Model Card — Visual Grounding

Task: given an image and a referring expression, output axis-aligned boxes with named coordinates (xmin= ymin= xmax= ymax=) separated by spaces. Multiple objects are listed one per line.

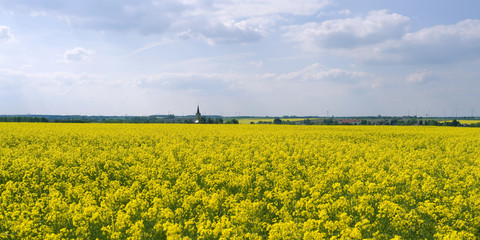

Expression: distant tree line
xmin=0 ymin=115 xmax=239 ymax=124
xmin=0 ymin=115 xmax=478 ymax=127
xmin=261 ymin=117 xmax=480 ymax=127
xmin=256 ymin=118 xmax=296 ymax=125
xmin=0 ymin=116 xmax=48 ymax=122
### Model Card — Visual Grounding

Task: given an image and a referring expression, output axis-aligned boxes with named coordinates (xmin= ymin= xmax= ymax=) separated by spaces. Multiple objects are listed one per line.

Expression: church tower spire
xmin=195 ymin=105 xmax=201 ymax=122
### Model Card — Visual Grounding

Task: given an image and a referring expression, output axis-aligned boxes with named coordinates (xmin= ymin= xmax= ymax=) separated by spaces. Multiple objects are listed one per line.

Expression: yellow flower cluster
xmin=0 ymin=123 xmax=479 ymax=239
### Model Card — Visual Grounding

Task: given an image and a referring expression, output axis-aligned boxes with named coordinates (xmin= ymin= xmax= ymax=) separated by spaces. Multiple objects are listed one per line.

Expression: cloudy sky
xmin=1 ymin=0 xmax=479 ymax=117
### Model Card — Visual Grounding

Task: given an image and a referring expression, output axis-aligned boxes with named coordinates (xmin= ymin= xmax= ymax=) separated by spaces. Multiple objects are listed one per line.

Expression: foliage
xmin=238 ymin=118 xmax=320 ymax=124
xmin=0 ymin=116 xmax=48 ymax=122
xmin=1 ymin=123 xmax=480 ymax=239
xmin=224 ymin=119 xmax=239 ymax=124
xmin=441 ymin=120 xmax=480 ymax=125
xmin=322 ymin=118 xmax=338 ymax=125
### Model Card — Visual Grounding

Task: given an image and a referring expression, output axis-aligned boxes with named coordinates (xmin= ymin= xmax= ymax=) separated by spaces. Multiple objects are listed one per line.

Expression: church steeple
xmin=196 ymin=105 xmax=201 ymax=122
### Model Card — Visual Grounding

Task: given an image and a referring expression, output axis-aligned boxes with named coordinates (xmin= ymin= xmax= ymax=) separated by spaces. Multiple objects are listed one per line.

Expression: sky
xmin=0 ymin=0 xmax=479 ymax=117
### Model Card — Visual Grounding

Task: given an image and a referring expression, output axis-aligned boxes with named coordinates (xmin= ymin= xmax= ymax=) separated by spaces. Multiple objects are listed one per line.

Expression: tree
xmin=273 ymin=118 xmax=282 ymax=124
xmin=323 ymin=118 xmax=337 ymax=125
xmin=449 ymin=119 xmax=460 ymax=127
xmin=303 ymin=119 xmax=312 ymax=125
xmin=225 ymin=119 xmax=239 ymax=124
xmin=407 ymin=118 xmax=418 ymax=125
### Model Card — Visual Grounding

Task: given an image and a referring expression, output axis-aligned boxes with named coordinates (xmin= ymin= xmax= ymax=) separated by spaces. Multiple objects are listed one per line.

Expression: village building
xmin=338 ymin=119 xmax=361 ymax=125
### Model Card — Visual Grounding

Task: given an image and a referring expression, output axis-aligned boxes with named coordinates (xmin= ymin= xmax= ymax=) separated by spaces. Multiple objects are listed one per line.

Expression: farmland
xmin=237 ymin=118 xmax=318 ymax=124
xmin=1 ymin=123 xmax=479 ymax=239
xmin=439 ymin=119 xmax=480 ymax=125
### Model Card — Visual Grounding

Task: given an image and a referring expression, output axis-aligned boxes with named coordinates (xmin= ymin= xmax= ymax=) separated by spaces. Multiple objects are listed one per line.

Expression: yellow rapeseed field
xmin=440 ymin=120 xmax=480 ymax=125
xmin=1 ymin=123 xmax=479 ymax=239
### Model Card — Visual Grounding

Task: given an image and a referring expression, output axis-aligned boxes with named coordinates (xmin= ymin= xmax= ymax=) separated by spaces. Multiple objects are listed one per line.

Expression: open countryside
xmin=1 ymin=123 xmax=479 ymax=239
xmin=1 ymin=0 xmax=480 ymax=239
xmin=237 ymin=118 xmax=319 ymax=124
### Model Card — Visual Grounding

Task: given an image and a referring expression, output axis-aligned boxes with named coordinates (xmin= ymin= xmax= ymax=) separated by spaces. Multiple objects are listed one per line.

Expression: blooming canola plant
xmin=0 ymin=123 xmax=479 ymax=239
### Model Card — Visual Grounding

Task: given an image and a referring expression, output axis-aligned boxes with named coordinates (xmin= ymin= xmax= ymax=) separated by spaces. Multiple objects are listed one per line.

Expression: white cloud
xmin=134 ymin=72 xmax=242 ymax=94
xmin=179 ymin=0 xmax=330 ymax=44
xmin=197 ymin=17 xmax=274 ymax=44
xmin=275 ymin=63 xmax=375 ymax=84
xmin=339 ymin=9 xmax=351 ymax=15
xmin=262 ymin=73 xmax=276 ymax=79
xmin=134 ymin=64 xmax=381 ymax=97
xmin=316 ymin=9 xmax=351 ymax=18
xmin=211 ymin=0 xmax=330 ymax=19
xmin=406 ymin=70 xmax=435 ymax=84
xmin=63 ymin=47 xmax=96 ymax=62
xmin=250 ymin=61 xmax=263 ymax=68
xmin=31 ymin=72 xmax=106 ymax=85
xmin=306 ymin=19 xmax=480 ymax=65
xmin=0 ymin=69 xmax=106 ymax=86
xmin=20 ymin=64 xmax=33 ymax=70
xmin=285 ymin=10 xmax=410 ymax=50
xmin=0 ymin=26 xmax=14 ymax=42
xmin=0 ymin=0 xmax=330 ymax=44
xmin=0 ymin=68 xmax=132 ymax=115
xmin=133 ymin=63 xmax=380 ymax=97
xmin=372 ymin=19 xmax=480 ymax=64
xmin=0 ymin=1 xmax=175 ymax=34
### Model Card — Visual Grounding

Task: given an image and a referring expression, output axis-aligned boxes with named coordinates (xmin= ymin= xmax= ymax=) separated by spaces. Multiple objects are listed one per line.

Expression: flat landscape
xmin=237 ymin=118 xmax=319 ymax=124
xmin=1 ymin=123 xmax=479 ymax=239
xmin=2 ymin=0 xmax=480 ymax=239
